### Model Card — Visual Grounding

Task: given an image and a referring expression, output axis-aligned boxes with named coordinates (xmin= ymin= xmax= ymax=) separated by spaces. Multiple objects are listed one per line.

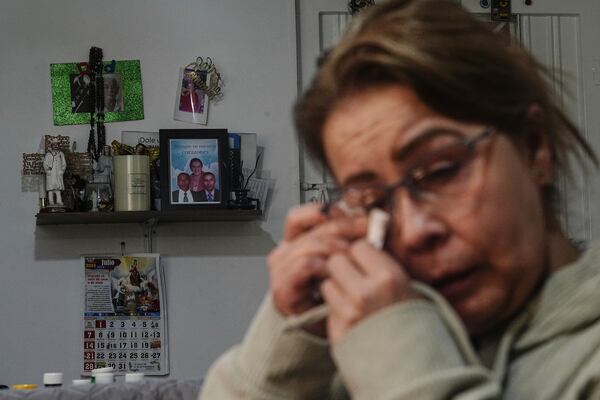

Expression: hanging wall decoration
xmin=173 ymin=57 xmax=223 ymax=125
xmin=50 ymin=59 xmax=144 ymax=126
xmin=348 ymin=0 xmax=376 ymax=15
xmin=491 ymin=0 xmax=512 ymax=21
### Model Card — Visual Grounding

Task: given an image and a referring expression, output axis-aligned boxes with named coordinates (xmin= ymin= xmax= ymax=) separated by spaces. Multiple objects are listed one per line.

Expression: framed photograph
xmin=50 ymin=59 xmax=144 ymax=125
xmin=159 ymin=129 xmax=229 ymax=210
xmin=173 ymin=67 xmax=210 ymax=124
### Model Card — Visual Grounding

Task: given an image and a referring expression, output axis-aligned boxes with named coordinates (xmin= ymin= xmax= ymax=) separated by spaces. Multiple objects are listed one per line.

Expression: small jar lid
xmin=12 ymin=384 xmax=38 ymax=390
xmin=43 ymin=372 xmax=63 ymax=385
xmin=125 ymin=372 xmax=144 ymax=383
xmin=94 ymin=373 xmax=114 ymax=384
xmin=91 ymin=367 xmax=114 ymax=376
xmin=71 ymin=379 xmax=92 ymax=386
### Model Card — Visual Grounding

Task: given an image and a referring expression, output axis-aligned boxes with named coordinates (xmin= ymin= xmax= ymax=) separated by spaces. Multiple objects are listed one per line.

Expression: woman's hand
xmin=267 ymin=203 xmax=367 ymax=335
xmin=321 ymin=239 xmax=418 ymax=343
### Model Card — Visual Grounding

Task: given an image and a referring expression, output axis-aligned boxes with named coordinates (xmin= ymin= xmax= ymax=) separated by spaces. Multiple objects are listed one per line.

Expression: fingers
xmin=325 ymin=253 xmax=366 ymax=303
xmin=327 ymin=239 xmax=410 ymax=302
xmin=268 ymin=234 xmax=350 ymax=316
xmin=288 ymin=257 xmax=329 ymax=290
xmin=283 ymin=203 xmax=328 ymax=241
xmin=324 ymin=252 xmax=382 ymax=320
xmin=269 ymin=203 xmax=368 ymax=320
xmin=348 ymin=240 xmax=409 ymax=282
xmin=306 ymin=215 xmax=368 ymax=245
xmin=321 ymin=256 xmax=368 ymax=334
xmin=270 ymin=256 xmax=327 ymax=312
xmin=282 ymin=203 xmax=369 ymax=241
xmin=268 ymin=235 xmax=350 ymax=269
xmin=321 ymin=278 xmax=358 ymax=341
xmin=322 ymin=240 xmax=416 ymax=343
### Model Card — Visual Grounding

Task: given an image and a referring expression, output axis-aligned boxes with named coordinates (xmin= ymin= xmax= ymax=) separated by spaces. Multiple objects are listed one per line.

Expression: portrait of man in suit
xmin=171 ymin=172 xmax=200 ymax=203
xmin=198 ymin=171 xmax=220 ymax=202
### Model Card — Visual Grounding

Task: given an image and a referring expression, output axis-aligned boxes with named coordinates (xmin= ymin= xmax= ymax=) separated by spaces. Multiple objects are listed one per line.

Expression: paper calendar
xmin=81 ymin=254 xmax=168 ymax=376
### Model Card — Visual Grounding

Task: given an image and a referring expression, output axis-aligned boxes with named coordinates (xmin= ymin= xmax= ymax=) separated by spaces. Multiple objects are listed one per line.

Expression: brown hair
xmin=294 ymin=0 xmax=596 ymax=212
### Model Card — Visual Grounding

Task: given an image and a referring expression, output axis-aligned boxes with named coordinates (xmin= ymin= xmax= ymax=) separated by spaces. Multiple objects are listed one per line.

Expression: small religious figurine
xmin=93 ymin=145 xmax=113 ymax=184
xmin=91 ymin=190 xmax=99 ymax=212
xmin=43 ymin=138 xmax=67 ymax=207
xmin=89 ymin=145 xmax=114 ymax=212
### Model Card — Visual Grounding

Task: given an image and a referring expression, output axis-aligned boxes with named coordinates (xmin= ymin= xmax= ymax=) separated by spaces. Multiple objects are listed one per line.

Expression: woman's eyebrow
xmin=392 ymin=127 xmax=463 ymax=163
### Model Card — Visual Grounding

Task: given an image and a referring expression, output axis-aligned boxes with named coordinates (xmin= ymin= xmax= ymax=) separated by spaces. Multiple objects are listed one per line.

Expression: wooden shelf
xmin=35 ymin=209 xmax=262 ymax=226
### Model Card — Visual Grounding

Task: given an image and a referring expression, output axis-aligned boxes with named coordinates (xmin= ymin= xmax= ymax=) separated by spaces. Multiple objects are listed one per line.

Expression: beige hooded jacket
xmin=200 ymin=243 xmax=600 ymax=399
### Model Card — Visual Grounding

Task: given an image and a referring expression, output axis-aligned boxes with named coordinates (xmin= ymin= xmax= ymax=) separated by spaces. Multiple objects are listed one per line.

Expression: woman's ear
xmin=526 ymin=104 xmax=553 ymax=185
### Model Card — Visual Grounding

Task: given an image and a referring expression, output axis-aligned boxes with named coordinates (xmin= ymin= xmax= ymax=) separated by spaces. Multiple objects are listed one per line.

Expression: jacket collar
xmin=513 ymin=241 xmax=600 ymax=351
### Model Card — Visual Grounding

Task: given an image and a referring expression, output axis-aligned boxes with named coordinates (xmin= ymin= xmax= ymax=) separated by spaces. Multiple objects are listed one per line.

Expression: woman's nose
xmin=393 ymin=192 xmax=449 ymax=254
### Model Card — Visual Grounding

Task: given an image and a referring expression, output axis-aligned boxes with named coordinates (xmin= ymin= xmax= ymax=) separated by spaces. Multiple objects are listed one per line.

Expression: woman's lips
xmin=432 ymin=265 xmax=482 ymax=299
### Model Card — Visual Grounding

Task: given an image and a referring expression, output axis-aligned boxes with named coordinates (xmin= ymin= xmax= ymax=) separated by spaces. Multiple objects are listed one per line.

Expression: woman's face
xmin=104 ymin=78 xmax=118 ymax=97
xmin=190 ymin=161 xmax=203 ymax=176
xmin=322 ymin=86 xmax=551 ymax=335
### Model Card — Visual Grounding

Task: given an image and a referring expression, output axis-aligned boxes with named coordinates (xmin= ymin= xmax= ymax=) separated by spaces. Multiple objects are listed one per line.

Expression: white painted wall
xmin=0 ymin=0 xmax=299 ymax=384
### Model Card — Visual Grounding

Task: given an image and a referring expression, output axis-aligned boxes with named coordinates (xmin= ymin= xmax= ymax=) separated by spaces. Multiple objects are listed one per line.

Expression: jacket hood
xmin=513 ymin=242 xmax=600 ymax=351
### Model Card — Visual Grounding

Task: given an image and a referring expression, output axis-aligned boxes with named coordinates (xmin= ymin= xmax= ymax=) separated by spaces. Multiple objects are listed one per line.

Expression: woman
xmin=188 ymin=157 xmax=204 ymax=192
xmin=179 ymin=79 xmax=202 ymax=114
xmin=201 ymin=0 xmax=600 ymax=398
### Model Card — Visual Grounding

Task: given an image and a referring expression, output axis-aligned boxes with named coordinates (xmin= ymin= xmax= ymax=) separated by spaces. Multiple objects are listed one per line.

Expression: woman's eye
xmin=363 ymin=192 xmax=388 ymax=210
xmin=414 ymin=159 xmax=463 ymax=188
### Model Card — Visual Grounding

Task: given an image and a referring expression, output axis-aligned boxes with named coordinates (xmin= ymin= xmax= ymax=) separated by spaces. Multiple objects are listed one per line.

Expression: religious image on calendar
xmin=110 ymin=256 xmax=160 ymax=315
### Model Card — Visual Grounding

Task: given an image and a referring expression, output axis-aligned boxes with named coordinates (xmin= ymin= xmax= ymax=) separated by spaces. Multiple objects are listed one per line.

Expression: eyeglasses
xmin=323 ymin=127 xmax=495 ymax=216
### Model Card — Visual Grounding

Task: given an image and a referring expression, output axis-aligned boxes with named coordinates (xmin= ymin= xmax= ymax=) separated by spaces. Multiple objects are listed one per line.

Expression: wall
xmin=0 ymin=0 xmax=298 ymax=384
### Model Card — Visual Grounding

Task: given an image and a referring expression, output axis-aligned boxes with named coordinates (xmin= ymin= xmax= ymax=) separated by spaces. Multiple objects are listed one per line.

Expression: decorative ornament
xmin=491 ymin=0 xmax=512 ymax=21
xmin=50 ymin=59 xmax=144 ymax=126
xmin=183 ymin=57 xmax=224 ymax=101
xmin=174 ymin=57 xmax=224 ymax=125
xmin=111 ymin=140 xmax=160 ymax=166
xmin=348 ymin=0 xmax=376 ymax=16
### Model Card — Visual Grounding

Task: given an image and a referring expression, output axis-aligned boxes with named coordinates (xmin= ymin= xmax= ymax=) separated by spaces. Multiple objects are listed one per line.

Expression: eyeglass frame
xmin=321 ymin=126 xmax=496 ymax=216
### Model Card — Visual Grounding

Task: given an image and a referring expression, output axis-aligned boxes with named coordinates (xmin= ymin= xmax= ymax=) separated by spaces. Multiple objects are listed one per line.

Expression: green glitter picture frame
xmin=50 ymin=60 xmax=144 ymax=126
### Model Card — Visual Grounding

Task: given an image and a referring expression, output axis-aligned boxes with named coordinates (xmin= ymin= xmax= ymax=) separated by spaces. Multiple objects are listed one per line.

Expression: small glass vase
xmin=85 ymin=182 xmax=114 ymax=212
